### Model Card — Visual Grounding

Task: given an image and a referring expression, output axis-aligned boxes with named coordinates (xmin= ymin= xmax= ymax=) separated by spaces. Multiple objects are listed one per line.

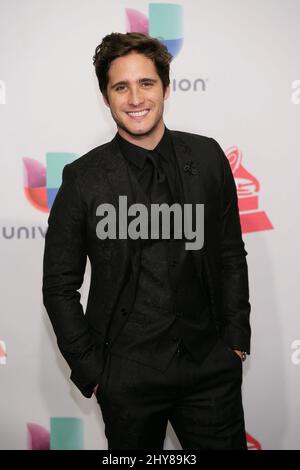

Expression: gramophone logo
xmin=0 ymin=340 xmax=7 ymax=365
xmin=226 ymin=147 xmax=273 ymax=234
xmin=23 ymin=153 xmax=78 ymax=212
xmin=126 ymin=3 xmax=183 ymax=58
xmin=246 ymin=431 xmax=262 ymax=450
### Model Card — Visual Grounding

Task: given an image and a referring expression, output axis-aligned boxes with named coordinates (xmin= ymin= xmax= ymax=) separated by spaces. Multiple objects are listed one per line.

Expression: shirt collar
xmin=154 ymin=125 xmax=173 ymax=164
xmin=116 ymin=125 xmax=172 ymax=169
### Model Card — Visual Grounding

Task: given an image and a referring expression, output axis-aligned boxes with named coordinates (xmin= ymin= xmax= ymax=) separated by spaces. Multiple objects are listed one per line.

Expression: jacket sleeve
xmin=42 ymin=163 xmax=104 ymax=397
xmin=210 ymin=138 xmax=251 ymax=353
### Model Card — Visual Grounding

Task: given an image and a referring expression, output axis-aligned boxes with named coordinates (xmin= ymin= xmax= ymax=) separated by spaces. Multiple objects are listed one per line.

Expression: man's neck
xmin=117 ymin=122 xmax=165 ymax=150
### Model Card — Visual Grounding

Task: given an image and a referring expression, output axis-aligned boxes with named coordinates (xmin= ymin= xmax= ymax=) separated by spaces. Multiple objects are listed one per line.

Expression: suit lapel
xmin=101 ymin=134 xmax=141 ymax=282
xmin=170 ymin=130 xmax=205 ymax=271
xmin=170 ymin=129 xmax=206 ymax=206
xmin=101 ymin=134 xmax=135 ymax=207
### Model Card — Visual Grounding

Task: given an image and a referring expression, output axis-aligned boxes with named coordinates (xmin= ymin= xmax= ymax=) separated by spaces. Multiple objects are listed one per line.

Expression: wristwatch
xmin=241 ymin=351 xmax=247 ymax=362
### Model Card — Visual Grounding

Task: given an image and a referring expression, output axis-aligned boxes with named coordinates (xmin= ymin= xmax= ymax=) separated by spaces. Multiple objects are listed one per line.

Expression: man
xmin=42 ymin=32 xmax=251 ymax=450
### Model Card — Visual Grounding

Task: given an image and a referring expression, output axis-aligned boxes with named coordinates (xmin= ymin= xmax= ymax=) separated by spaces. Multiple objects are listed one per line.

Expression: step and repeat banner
xmin=1 ymin=0 xmax=299 ymax=450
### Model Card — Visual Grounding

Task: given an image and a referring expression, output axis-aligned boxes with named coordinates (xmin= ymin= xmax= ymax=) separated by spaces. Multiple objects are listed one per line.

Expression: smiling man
xmin=42 ymin=32 xmax=251 ymax=450
xmin=103 ymin=51 xmax=169 ymax=148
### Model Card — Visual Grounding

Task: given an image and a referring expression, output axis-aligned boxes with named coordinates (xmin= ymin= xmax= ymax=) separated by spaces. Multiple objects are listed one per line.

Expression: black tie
xmin=145 ymin=150 xmax=174 ymax=240
xmin=146 ymin=150 xmax=173 ymax=206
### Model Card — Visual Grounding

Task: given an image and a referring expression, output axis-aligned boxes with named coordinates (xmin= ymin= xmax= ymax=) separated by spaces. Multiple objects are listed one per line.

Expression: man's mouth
xmin=126 ymin=109 xmax=150 ymax=119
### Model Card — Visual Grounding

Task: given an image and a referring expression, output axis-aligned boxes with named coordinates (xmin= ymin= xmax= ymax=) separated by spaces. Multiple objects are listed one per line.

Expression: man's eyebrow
xmin=110 ymin=78 xmax=158 ymax=89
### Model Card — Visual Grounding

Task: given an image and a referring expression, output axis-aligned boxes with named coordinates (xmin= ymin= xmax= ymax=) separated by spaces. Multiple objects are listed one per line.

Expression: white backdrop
xmin=1 ymin=0 xmax=300 ymax=450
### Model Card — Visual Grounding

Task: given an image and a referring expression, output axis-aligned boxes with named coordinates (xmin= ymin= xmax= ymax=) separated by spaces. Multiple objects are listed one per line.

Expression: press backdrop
xmin=1 ymin=0 xmax=300 ymax=450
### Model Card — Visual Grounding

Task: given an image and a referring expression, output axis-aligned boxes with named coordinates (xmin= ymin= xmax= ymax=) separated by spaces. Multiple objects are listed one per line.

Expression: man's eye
xmin=142 ymin=82 xmax=153 ymax=87
xmin=116 ymin=85 xmax=126 ymax=91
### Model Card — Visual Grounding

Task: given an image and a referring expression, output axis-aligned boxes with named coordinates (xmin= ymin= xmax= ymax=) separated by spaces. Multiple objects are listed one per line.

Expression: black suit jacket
xmin=42 ymin=129 xmax=251 ymax=397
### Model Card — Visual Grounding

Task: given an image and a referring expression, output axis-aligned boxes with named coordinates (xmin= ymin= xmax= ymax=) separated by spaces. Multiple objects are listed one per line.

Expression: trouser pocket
xmin=96 ymin=351 xmax=112 ymax=402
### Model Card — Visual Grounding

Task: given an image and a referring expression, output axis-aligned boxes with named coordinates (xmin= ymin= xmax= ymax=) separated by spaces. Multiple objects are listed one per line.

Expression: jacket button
xmin=121 ymin=307 xmax=127 ymax=315
xmin=105 ymin=341 xmax=109 ymax=347
xmin=175 ymin=311 xmax=183 ymax=317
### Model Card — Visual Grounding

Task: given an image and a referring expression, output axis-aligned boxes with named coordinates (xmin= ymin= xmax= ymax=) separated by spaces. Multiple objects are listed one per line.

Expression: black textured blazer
xmin=42 ymin=128 xmax=251 ymax=397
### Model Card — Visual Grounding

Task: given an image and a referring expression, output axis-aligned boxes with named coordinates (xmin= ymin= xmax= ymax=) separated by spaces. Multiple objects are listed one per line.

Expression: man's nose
xmin=128 ymin=87 xmax=144 ymax=106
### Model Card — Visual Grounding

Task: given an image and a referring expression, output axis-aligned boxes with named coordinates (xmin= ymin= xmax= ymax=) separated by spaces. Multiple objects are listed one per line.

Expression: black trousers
xmin=95 ymin=338 xmax=247 ymax=450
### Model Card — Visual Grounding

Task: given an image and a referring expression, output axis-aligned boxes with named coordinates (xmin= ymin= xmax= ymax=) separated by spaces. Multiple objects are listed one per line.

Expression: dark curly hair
xmin=93 ymin=32 xmax=173 ymax=100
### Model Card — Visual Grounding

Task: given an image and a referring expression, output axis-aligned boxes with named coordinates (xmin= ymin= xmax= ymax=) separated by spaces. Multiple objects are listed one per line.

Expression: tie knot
xmin=147 ymin=149 xmax=159 ymax=166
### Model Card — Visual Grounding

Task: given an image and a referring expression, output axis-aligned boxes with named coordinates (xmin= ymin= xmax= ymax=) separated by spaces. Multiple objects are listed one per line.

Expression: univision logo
xmin=126 ymin=4 xmax=208 ymax=93
xmin=126 ymin=3 xmax=183 ymax=58
xmin=23 ymin=153 xmax=78 ymax=212
xmin=27 ymin=418 xmax=84 ymax=450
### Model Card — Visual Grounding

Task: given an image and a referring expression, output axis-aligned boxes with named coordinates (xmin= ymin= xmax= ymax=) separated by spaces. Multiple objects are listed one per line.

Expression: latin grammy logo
xmin=226 ymin=146 xmax=273 ymax=234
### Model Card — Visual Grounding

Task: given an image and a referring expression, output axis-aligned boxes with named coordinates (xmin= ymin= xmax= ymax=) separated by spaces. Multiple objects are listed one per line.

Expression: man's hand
xmin=93 ymin=384 xmax=99 ymax=395
xmin=233 ymin=350 xmax=243 ymax=360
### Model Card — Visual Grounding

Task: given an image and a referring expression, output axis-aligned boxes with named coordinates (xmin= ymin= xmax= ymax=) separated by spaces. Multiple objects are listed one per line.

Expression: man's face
xmin=103 ymin=51 xmax=170 ymax=144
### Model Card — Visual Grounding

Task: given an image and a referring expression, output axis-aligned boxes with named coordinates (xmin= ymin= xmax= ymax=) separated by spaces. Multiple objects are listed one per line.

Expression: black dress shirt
xmin=116 ymin=126 xmax=180 ymax=206
xmin=109 ymin=126 xmax=217 ymax=371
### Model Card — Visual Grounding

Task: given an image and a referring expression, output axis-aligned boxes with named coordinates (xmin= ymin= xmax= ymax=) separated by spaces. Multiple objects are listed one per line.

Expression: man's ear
xmin=164 ymin=84 xmax=170 ymax=101
xmin=102 ymin=93 xmax=110 ymax=108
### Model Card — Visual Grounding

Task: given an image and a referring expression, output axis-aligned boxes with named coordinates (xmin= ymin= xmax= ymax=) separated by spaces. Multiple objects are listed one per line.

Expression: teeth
xmin=128 ymin=110 xmax=148 ymax=117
